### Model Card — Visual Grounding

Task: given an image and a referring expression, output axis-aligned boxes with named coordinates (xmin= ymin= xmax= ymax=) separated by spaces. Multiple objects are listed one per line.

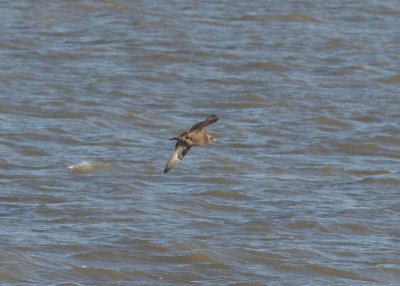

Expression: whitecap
xmin=67 ymin=161 xmax=112 ymax=174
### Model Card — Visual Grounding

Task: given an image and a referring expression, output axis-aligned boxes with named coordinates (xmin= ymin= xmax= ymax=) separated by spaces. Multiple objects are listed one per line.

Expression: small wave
xmin=378 ymin=74 xmax=400 ymax=84
xmin=314 ymin=116 xmax=349 ymax=127
xmin=347 ymin=169 xmax=389 ymax=176
xmin=71 ymin=266 xmax=130 ymax=281
xmin=303 ymin=264 xmax=377 ymax=282
xmin=235 ymin=93 xmax=265 ymax=102
xmin=353 ymin=115 xmax=380 ymax=123
xmin=197 ymin=189 xmax=250 ymax=200
xmin=372 ymin=136 xmax=400 ymax=146
xmin=277 ymin=13 xmax=321 ymax=23
xmin=201 ymin=177 xmax=240 ymax=185
xmin=67 ymin=161 xmax=117 ymax=174
xmin=360 ymin=177 xmax=400 ymax=185
xmin=152 ymin=250 xmax=229 ymax=268
xmin=243 ymin=61 xmax=286 ymax=72
xmin=286 ymin=220 xmax=328 ymax=232
xmin=335 ymin=142 xmax=387 ymax=156
xmin=18 ymin=147 xmax=50 ymax=157
xmin=335 ymin=223 xmax=371 ymax=233
xmin=240 ymin=220 xmax=271 ymax=233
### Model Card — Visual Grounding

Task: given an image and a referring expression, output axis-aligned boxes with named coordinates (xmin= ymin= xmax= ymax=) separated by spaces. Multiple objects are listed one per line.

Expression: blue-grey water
xmin=1 ymin=1 xmax=400 ymax=285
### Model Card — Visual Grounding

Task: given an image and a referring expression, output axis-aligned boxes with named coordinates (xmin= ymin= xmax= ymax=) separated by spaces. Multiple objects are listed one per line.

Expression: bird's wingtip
xmin=208 ymin=114 xmax=218 ymax=120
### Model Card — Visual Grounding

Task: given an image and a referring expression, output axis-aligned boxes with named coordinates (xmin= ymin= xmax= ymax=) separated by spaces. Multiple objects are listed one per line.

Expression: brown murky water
xmin=1 ymin=1 xmax=400 ymax=285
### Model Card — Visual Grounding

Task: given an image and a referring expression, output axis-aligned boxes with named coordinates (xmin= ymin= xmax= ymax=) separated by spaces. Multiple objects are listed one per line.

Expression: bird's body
xmin=164 ymin=114 xmax=218 ymax=173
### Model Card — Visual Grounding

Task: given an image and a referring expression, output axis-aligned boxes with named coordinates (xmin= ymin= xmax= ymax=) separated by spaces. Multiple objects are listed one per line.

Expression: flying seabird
xmin=164 ymin=114 xmax=219 ymax=173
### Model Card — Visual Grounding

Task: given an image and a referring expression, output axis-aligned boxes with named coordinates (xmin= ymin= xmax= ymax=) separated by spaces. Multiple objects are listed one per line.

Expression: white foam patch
xmin=67 ymin=161 xmax=111 ymax=174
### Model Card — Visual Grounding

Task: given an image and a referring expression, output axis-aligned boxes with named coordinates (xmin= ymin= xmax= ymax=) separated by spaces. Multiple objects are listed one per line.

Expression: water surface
xmin=1 ymin=1 xmax=400 ymax=285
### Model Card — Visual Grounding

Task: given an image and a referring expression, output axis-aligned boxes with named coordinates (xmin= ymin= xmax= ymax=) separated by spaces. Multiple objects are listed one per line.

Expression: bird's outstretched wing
xmin=164 ymin=142 xmax=191 ymax=173
xmin=189 ymin=114 xmax=219 ymax=133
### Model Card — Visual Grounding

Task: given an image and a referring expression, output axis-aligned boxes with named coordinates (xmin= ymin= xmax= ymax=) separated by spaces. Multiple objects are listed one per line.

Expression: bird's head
xmin=207 ymin=134 xmax=216 ymax=142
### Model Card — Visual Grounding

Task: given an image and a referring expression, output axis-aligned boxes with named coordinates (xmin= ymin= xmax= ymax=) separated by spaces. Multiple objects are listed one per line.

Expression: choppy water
xmin=1 ymin=1 xmax=400 ymax=285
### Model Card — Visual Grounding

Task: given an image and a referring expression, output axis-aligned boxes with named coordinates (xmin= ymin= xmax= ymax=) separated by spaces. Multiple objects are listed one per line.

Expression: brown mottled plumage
xmin=164 ymin=114 xmax=218 ymax=173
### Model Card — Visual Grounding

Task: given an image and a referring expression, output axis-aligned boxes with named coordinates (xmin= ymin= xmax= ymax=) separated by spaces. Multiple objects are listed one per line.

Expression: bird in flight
xmin=164 ymin=114 xmax=219 ymax=173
